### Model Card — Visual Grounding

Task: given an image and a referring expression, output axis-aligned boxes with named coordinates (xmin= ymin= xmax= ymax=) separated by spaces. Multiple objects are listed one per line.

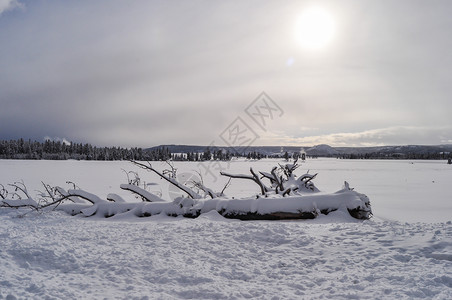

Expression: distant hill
xmin=147 ymin=144 xmax=452 ymax=158
xmin=305 ymin=144 xmax=340 ymax=156
xmin=334 ymin=145 xmax=452 ymax=156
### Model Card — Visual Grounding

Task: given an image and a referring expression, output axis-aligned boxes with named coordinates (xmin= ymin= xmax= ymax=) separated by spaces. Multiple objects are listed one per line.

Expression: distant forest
xmin=0 ymin=139 xmax=258 ymax=161
xmin=0 ymin=139 xmax=171 ymax=161
xmin=339 ymin=152 xmax=452 ymax=160
xmin=1 ymin=139 xmax=451 ymax=161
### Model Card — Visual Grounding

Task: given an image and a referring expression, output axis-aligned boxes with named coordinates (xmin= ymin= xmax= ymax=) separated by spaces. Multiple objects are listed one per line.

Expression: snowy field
xmin=1 ymin=158 xmax=451 ymax=299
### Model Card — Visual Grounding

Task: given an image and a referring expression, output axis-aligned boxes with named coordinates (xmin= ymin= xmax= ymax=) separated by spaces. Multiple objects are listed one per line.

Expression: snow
xmin=119 ymin=184 xmax=167 ymax=202
xmin=194 ymin=188 xmax=368 ymax=216
xmin=106 ymin=193 xmax=126 ymax=203
xmin=1 ymin=158 xmax=452 ymax=299
xmin=1 ymin=210 xmax=451 ymax=299
xmin=66 ymin=188 xmax=105 ymax=204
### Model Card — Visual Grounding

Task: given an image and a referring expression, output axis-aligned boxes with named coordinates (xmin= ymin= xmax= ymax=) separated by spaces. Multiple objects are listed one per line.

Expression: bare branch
xmin=186 ymin=171 xmax=217 ymax=199
xmin=38 ymin=196 xmax=71 ymax=209
xmin=0 ymin=200 xmax=39 ymax=211
xmin=250 ymin=168 xmax=268 ymax=195
xmin=282 ymin=188 xmax=292 ymax=197
xmin=221 ymin=168 xmax=268 ymax=195
xmin=130 ymin=160 xmax=201 ymax=199
xmin=259 ymin=171 xmax=276 ymax=184
xmin=66 ymin=181 xmax=79 ymax=190
xmin=121 ymin=169 xmax=141 ymax=186
xmin=8 ymin=180 xmax=31 ymax=200
xmin=271 ymin=166 xmax=284 ymax=192
xmin=299 ymin=173 xmax=318 ymax=185
xmin=0 ymin=184 xmax=7 ymax=199
xmin=39 ymin=181 xmax=56 ymax=202
xmin=220 ymin=171 xmax=254 ymax=181
xmin=40 ymin=189 xmax=103 ymax=209
xmin=121 ymin=169 xmax=140 ymax=185
xmin=162 ymin=160 xmax=177 ymax=179
xmin=220 ymin=178 xmax=232 ymax=196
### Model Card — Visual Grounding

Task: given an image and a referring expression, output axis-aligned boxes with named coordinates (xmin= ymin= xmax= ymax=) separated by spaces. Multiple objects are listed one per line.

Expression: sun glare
xmin=295 ymin=7 xmax=335 ymax=50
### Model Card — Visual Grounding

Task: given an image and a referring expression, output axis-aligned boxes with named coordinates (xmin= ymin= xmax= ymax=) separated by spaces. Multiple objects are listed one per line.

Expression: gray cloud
xmin=259 ymin=126 xmax=452 ymax=147
xmin=0 ymin=0 xmax=22 ymax=15
xmin=1 ymin=0 xmax=452 ymax=147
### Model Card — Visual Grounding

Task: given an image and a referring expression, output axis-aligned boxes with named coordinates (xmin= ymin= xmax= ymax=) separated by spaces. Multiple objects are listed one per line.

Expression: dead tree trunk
xmin=1 ymin=160 xmax=372 ymax=221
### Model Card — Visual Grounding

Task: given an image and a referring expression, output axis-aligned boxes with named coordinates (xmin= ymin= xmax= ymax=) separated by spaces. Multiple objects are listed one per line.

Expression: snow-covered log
xmin=1 ymin=160 xmax=372 ymax=220
xmin=185 ymin=182 xmax=371 ymax=220
xmin=52 ymin=183 xmax=371 ymax=220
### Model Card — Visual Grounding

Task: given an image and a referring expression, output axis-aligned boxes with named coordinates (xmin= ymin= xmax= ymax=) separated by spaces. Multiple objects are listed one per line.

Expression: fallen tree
xmin=1 ymin=159 xmax=372 ymax=220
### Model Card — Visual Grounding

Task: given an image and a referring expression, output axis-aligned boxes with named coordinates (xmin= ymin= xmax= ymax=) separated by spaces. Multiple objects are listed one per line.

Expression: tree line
xmin=171 ymin=148 xmax=267 ymax=161
xmin=0 ymin=139 xmax=305 ymax=162
xmin=171 ymin=148 xmax=233 ymax=161
xmin=0 ymin=139 xmax=171 ymax=161
xmin=170 ymin=147 xmax=276 ymax=161
xmin=338 ymin=152 xmax=452 ymax=160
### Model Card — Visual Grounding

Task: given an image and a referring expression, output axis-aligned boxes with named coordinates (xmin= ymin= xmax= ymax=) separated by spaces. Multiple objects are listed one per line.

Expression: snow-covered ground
xmin=1 ymin=158 xmax=451 ymax=299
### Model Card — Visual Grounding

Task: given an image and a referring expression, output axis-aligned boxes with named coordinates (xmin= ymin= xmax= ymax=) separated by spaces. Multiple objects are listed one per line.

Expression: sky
xmin=1 ymin=0 xmax=451 ymax=148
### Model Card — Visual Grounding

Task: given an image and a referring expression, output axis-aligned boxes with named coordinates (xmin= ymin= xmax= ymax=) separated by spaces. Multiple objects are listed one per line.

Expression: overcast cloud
xmin=1 ymin=0 xmax=451 ymax=147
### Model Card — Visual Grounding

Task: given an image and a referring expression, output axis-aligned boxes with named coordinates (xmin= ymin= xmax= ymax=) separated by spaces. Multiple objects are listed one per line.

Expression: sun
xmin=294 ymin=7 xmax=335 ymax=50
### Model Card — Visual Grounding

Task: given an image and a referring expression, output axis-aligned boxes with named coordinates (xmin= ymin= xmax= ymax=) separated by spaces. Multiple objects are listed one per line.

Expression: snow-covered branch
xmin=131 ymin=160 xmax=202 ymax=199
xmin=0 ymin=198 xmax=39 ymax=210
xmin=120 ymin=184 xmax=166 ymax=202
